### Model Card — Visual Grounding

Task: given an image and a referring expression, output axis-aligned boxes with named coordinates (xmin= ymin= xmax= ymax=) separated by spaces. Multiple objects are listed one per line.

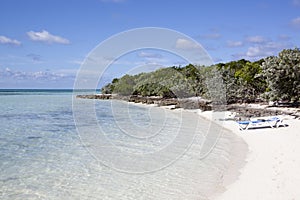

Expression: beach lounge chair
xmin=237 ymin=116 xmax=285 ymax=131
xmin=251 ymin=116 xmax=287 ymax=128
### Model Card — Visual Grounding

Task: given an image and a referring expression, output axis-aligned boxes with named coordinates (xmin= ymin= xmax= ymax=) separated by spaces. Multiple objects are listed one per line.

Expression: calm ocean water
xmin=0 ymin=89 xmax=237 ymax=200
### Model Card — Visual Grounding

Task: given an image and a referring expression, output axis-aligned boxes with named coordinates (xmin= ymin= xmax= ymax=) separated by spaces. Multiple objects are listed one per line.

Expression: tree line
xmin=102 ymin=48 xmax=300 ymax=103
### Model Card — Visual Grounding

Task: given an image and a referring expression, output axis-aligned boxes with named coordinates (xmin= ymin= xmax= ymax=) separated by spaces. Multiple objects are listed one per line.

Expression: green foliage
xmin=112 ymin=74 xmax=136 ymax=95
xmin=101 ymin=64 xmax=207 ymax=98
xmin=261 ymin=48 xmax=300 ymax=102
xmin=214 ymin=59 xmax=266 ymax=103
xmin=133 ymin=83 xmax=176 ymax=98
xmin=204 ymin=67 xmax=226 ymax=104
xmin=101 ymin=48 xmax=300 ymax=103
xmin=101 ymin=78 xmax=119 ymax=94
xmin=101 ymin=83 xmax=114 ymax=94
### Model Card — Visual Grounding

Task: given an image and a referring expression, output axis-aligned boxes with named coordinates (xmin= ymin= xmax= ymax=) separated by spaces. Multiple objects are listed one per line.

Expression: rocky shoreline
xmin=76 ymin=94 xmax=213 ymax=110
xmin=76 ymin=94 xmax=300 ymax=120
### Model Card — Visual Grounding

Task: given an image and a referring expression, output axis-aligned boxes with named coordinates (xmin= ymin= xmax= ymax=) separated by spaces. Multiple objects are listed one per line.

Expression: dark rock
xmin=76 ymin=94 xmax=112 ymax=99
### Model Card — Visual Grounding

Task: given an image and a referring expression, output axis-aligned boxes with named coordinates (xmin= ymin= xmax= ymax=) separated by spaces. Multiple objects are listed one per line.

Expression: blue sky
xmin=0 ymin=0 xmax=299 ymax=88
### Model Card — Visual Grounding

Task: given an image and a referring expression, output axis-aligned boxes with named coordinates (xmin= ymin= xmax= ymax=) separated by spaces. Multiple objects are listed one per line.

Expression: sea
xmin=0 ymin=89 xmax=243 ymax=200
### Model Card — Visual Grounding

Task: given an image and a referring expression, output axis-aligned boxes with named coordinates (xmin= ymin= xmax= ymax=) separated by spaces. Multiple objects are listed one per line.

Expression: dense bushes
xmin=261 ymin=48 xmax=300 ymax=102
xmin=102 ymin=65 xmax=206 ymax=98
xmin=101 ymin=48 xmax=300 ymax=103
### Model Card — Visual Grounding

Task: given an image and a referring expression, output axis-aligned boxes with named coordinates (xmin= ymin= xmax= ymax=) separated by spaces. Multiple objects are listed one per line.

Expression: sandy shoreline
xmin=128 ymin=100 xmax=300 ymax=199
xmin=94 ymin=97 xmax=300 ymax=199
xmin=197 ymin=110 xmax=300 ymax=200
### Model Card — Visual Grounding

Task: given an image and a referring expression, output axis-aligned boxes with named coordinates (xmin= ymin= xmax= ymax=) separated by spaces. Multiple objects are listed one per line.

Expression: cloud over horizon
xmin=0 ymin=36 xmax=21 ymax=46
xmin=27 ymin=30 xmax=70 ymax=44
xmin=232 ymin=40 xmax=291 ymax=60
xmin=175 ymin=38 xmax=201 ymax=50
xmin=0 ymin=67 xmax=75 ymax=83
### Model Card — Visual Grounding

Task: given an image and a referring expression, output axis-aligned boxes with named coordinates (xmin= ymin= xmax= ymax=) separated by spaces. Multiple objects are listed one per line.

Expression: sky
xmin=0 ymin=0 xmax=299 ymax=88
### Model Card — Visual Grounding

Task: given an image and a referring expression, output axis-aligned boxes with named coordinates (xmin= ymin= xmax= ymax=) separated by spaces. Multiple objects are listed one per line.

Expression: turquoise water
xmin=0 ymin=90 xmax=237 ymax=199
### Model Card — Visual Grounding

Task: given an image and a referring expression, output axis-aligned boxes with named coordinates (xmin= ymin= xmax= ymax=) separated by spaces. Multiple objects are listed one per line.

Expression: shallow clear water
xmin=0 ymin=90 xmax=236 ymax=199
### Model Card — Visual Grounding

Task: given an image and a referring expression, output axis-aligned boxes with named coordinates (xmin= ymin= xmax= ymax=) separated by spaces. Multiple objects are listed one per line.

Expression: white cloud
xmin=175 ymin=38 xmax=201 ymax=50
xmin=226 ymin=40 xmax=243 ymax=47
xmin=0 ymin=67 xmax=75 ymax=81
xmin=246 ymin=36 xmax=267 ymax=44
xmin=231 ymin=35 xmax=292 ymax=60
xmin=233 ymin=41 xmax=290 ymax=60
xmin=245 ymin=46 xmax=271 ymax=57
xmin=0 ymin=35 xmax=21 ymax=45
xmin=290 ymin=17 xmax=300 ymax=29
xmin=27 ymin=30 xmax=70 ymax=44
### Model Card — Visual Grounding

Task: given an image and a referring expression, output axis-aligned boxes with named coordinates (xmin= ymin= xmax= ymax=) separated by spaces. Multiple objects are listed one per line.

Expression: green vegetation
xmin=261 ymin=48 xmax=300 ymax=102
xmin=102 ymin=48 xmax=300 ymax=103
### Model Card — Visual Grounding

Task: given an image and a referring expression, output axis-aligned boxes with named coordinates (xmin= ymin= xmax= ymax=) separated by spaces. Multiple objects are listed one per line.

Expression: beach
xmin=197 ymin=110 xmax=300 ymax=200
xmin=2 ymin=89 xmax=299 ymax=199
xmin=79 ymin=94 xmax=300 ymax=199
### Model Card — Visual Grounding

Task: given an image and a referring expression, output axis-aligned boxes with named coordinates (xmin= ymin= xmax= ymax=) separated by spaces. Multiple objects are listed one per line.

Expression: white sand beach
xmin=197 ymin=110 xmax=300 ymax=200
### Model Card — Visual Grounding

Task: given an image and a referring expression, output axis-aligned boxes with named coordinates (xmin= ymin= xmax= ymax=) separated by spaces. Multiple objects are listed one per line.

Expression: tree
xmin=204 ymin=67 xmax=226 ymax=105
xmin=112 ymin=74 xmax=136 ymax=95
xmin=100 ymin=49 xmax=300 ymax=104
xmin=261 ymin=48 xmax=300 ymax=102
xmin=234 ymin=61 xmax=266 ymax=102
xmin=214 ymin=59 xmax=266 ymax=103
xmin=101 ymin=78 xmax=119 ymax=94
